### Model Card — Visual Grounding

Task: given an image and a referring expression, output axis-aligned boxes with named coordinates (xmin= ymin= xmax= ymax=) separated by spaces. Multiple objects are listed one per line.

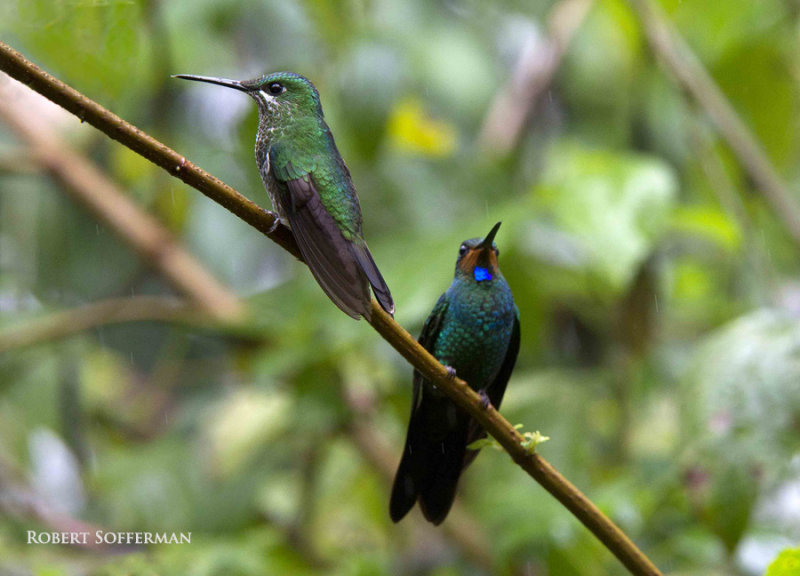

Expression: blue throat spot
xmin=474 ymin=267 xmax=492 ymax=282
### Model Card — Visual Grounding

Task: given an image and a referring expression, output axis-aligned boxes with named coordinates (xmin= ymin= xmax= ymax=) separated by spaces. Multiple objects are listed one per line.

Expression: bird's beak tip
xmin=481 ymin=221 xmax=502 ymax=249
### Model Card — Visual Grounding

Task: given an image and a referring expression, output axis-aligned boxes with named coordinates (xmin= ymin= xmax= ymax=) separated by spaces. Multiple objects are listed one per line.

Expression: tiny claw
xmin=264 ymin=211 xmax=281 ymax=234
xmin=479 ymin=390 xmax=491 ymax=410
xmin=444 ymin=366 xmax=457 ymax=381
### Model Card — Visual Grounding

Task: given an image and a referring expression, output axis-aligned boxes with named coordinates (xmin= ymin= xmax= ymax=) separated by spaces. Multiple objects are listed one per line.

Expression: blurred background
xmin=1 ymin=0 xmax=799 ymax=574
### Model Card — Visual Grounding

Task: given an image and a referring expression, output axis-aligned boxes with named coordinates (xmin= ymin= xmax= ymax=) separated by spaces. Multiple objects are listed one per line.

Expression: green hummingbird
xmin=174 ymin=71 xmax=394 ymax=319
xmin=390 ymin=222 xmax=520 ymax=525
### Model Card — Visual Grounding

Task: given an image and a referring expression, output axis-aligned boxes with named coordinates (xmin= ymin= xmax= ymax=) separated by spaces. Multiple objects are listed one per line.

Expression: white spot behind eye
xmin=258 ymin=90 xmax=275 ymax=102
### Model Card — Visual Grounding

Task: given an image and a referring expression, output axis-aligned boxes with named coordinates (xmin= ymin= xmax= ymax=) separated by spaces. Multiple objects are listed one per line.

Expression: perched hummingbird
xmin=390 ymin=222 xmax=520 ymax=525
xmin=174 ymin=71 xmax=394 ymax=319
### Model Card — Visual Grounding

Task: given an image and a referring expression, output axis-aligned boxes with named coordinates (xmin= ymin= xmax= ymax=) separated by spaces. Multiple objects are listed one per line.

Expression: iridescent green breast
xmin=433 ymin=277 xmax=516 ymax=390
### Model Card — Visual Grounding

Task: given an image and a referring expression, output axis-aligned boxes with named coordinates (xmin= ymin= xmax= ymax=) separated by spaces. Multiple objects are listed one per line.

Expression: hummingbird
xmin=390 ymin=222 xmax=520 ymax=525
xmin=174 ymin=71 xmax=394 ymax=320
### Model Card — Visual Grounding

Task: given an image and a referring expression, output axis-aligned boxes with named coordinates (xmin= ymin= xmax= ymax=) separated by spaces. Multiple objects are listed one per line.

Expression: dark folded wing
xmin=413 ymin=293 xmax=449 ymax=391
xmin=283 ymin=175 xmax=371 ymax=319
xmin=485 ymin=309 xmax=521 ymax=409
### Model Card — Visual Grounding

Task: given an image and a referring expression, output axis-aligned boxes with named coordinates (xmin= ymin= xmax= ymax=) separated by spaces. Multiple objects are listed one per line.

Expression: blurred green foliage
xmin=1 ymin=0 xmax=800 ymax=575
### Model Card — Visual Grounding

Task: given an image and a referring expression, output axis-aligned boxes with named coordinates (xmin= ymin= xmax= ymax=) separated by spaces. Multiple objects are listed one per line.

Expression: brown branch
xmin=628 ymin=0 xmax=800 ymax=247
xmin=0 ymin=84 xmax=244 ymax=321
xmin=0 ymin=41 xmax=661 ymax=576
xmin=478 ymin=0 xmax=595 ymax=154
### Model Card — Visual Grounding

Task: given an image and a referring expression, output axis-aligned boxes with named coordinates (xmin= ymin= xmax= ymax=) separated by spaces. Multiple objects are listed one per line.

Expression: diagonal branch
xmin=628 ymin=0 xmax=800 ymax=247
xmin=0 ymin=41 xmax=662 ymax=576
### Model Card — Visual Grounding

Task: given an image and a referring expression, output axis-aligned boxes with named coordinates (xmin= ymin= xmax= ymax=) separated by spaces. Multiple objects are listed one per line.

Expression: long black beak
xmin=172 ymin=74 xmax=248 ymax=92
xmin=479 ymin=221 xmax=502 ymax=250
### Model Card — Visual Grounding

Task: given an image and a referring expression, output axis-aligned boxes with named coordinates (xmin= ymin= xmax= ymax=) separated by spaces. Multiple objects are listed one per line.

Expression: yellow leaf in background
xmin=766 ymin=547 xmax=800 ymax=576
xmin=387 ymin=97 xmax=457 ymax=157
xmin=670 ymin=205 xmax=742 ymax=250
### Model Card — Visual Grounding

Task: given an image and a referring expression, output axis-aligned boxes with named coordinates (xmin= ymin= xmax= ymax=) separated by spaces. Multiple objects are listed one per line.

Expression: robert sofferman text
xmin=27 ymin=531 xmax=192 ymax=545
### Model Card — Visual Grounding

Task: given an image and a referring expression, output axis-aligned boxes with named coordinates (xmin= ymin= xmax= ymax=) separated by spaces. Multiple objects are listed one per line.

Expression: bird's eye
xmin=267 ymin=82 xmax=285 ymax=95
xmin=458 ymin=245 xmax=467 ymax=257
xmin=494 ymin=247 xmax=500 ymax=256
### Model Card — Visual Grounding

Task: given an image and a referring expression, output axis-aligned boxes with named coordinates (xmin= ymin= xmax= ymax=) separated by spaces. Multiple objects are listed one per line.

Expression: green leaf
xmin=521 ymin=430 xmax=550 ymax=454
xmin=670 ymin=205 xmax=741 ymax=250
xmin=766 ymin=548 xmax=800 ymax=576
xmin=466 ymin=437 xmax=498 ymax=451
xmin=529 ymin=141 xmax=677 ymax=294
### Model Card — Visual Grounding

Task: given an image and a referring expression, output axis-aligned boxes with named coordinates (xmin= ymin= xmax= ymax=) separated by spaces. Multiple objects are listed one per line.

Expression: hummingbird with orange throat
xmin=390 ymin=222 xmax=520 ymax=524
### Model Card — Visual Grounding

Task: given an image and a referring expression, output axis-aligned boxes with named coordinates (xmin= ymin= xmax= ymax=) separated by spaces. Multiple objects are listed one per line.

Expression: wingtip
xmin=372 ymin=284 xmax=394 ymax=317
xmin=383 ymin=297 xmax=396 ymax=317
xmin=376 ymin=298 xmax=395 ymax=318
xmin=350 ymin=242 xmax=394 ymax=318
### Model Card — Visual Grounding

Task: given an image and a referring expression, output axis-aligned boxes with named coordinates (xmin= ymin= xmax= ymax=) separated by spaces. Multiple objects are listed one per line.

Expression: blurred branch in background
xmin=0 ymin=84 xmax=244 ymax=322
xmin=0 ymin=41 xmax=663 ymax=576
xmin=628 ymin=0 xmax=800 ymax=247
xmin=0 ymin=295 xmax=273 ymax=356
xmin=0 ymin=149 xmax=39 ymax=174
xmin=479 ymin=0 xmax=594 ymax=155
xmin=1 ymin=296 xmax=197 ymax=354
xmin=687 ymin=110 xmax=776 ymax=298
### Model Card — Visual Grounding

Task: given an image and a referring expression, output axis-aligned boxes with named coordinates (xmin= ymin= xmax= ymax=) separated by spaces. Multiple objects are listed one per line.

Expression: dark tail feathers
xmin=389 ymin=405 xmax=469 ymax=525
xmin=350 ymin=241 xmax=394 ymax=317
